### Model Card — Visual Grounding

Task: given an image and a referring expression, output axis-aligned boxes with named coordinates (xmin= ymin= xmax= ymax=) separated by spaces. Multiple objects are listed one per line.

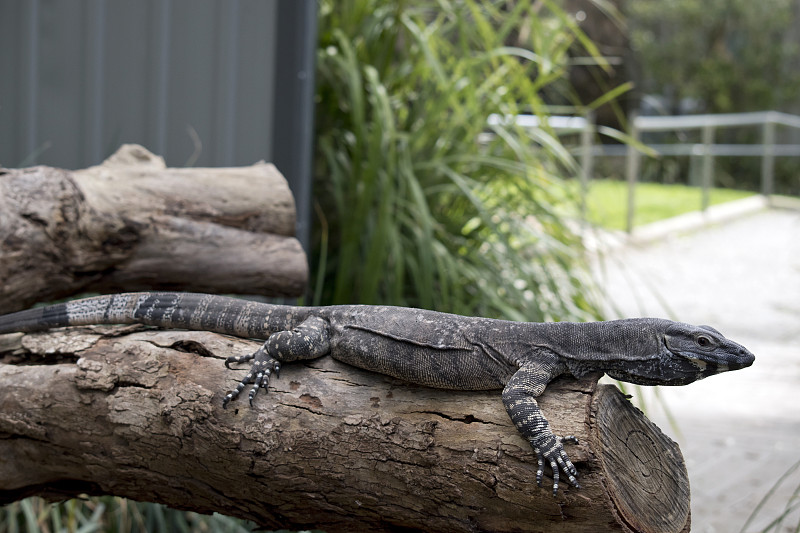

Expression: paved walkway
xmin=593 ymin=201 xmax=800 ymax=533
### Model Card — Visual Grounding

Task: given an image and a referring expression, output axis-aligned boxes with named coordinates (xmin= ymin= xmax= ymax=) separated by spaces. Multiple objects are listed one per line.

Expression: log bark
xmin=0 ymin=144 xmax=307 ymax=312
xmin=0 ymin=327 xmax=690 ymax=533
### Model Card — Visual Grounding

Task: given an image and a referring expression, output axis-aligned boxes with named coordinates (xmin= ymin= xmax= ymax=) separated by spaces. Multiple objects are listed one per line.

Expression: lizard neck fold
xmin=524 ymin=318 xmax=670 ymax=377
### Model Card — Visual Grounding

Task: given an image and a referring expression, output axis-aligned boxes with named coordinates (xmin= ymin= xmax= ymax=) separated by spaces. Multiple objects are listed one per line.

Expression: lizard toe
xmin=224 ymin=348 xmax=259 ymax=369
xmin=550 ymin=459 xmax=560 ymax=496
xmin=222 ymin=377 xmax=250 ymax=408
xmin=534 ymin=449 xmax=545 ymax=487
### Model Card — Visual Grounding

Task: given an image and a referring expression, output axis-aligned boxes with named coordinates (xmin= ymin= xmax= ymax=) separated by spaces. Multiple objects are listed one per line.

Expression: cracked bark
xmin=0 ymin=144 xmax=306 ymax=312
xmin=0 ymin=327 xmax=690 ymax=533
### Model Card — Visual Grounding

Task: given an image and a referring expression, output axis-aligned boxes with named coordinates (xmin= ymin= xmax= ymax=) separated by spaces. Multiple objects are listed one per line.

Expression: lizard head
xmin=661 ymin=322 xmax=755 ymax=381
xmin=605 ymin=320 xmax=755 ymax=386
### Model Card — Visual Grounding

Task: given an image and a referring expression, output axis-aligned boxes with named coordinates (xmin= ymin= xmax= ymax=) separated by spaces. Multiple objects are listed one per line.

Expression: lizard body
xmin=0 ymin=291 xmax=755 ymax=494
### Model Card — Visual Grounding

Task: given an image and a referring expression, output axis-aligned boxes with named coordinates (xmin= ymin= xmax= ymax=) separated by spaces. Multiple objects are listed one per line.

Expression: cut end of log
xmin=593 ymin=385 xmax=691 ymax=533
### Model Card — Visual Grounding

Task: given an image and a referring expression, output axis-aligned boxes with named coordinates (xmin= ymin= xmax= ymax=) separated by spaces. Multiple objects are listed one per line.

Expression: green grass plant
xmin=585 ymin=180 xmax=755 ymax=230
xmin=313 ymin=0 xmax=612 ymax=322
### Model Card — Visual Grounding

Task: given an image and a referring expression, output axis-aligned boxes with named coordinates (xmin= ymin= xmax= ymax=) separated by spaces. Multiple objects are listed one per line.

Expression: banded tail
xmin=0 ymin=292 xmax=306 ymax=339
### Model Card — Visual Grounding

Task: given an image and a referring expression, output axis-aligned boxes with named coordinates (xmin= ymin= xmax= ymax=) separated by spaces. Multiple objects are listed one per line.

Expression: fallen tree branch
xmin=0 ymin=327 xmax=690 ymax=533
xmin=0 ymin=145 xmax=307 ymax=312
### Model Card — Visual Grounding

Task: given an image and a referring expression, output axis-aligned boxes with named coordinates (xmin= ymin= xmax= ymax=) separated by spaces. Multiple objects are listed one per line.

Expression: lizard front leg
xmin=223 ymin=316 xmax=331 ymax=408
xmin=502 ymin=364 xmax=579 ymax=496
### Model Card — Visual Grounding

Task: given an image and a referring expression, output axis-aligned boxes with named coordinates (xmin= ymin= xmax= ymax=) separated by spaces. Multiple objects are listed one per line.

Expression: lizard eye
xmin=696 ymin=335 xmax=714 ymax=349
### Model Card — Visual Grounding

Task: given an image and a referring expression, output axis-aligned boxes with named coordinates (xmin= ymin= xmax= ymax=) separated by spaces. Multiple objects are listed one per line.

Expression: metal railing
xmin=622 ymin=111 xmax=800 ymax=232
xmin=491 ymin=111 xmax=800 ymax=233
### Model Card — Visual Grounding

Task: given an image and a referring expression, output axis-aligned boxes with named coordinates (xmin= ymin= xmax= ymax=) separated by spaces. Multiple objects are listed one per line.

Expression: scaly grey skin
xmin=0 ymin=292 xmax=755 ymax=495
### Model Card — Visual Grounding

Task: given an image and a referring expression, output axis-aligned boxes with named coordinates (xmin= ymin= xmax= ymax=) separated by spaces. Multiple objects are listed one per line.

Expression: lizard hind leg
xmin=222 ymin=316 xmax=331 ymax=408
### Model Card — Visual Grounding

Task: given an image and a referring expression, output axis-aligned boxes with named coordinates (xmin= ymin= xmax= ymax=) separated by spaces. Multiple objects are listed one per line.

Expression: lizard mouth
xmin=694 ymin=347 xmax=754 ymax=371
xmin=663 ymin=338 xmax=755 ymax=371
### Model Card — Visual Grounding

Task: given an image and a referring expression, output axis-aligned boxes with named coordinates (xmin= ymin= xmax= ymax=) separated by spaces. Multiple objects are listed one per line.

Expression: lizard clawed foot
xmin=222 ymin=345 xmax=281 ymax=408
xmin=533 ymin=435 xmax=580 ymax=496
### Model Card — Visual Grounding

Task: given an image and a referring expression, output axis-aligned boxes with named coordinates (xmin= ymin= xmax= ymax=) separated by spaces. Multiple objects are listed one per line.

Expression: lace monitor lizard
xmin=0 ymin=291 xmax=755 ymax=495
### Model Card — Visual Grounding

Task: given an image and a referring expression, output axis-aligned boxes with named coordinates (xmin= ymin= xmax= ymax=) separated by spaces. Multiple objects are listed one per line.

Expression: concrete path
xmin=593 ymin=200 xmax=800 ymax=532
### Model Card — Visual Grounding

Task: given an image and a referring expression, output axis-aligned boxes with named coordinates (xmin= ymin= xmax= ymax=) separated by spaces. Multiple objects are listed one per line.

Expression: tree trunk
xmin=0 ymin=326 xmax=690 ymax=533
xmin=0 ymin=144 xmax=307 ymax=312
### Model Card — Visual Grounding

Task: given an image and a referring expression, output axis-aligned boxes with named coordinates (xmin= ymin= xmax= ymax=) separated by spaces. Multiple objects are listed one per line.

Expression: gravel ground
xmin=593 ymin=202 xmax=800 ymax=533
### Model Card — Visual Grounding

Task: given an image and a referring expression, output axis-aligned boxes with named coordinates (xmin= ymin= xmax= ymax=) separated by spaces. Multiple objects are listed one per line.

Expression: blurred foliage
xmin=313 ymin=0 xmax=606 ymax=322
xmin=628 ymin=0 xmax=800 ymax=114
xmin=0 ymin=497 xmax=256 ymax=533
xmin=625 ymin=0 xmax=800 ymax=195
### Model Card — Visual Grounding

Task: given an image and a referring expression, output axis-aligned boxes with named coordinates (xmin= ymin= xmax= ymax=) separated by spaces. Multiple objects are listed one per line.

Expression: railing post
xmin=625 ymin=113 xmax=640 ymax=234
xmin=579 ymin=111 xmax=595 ymax=222
xmin=701 ymin=124 xmax=715 ymax=211
xmin=761 ymin=118 xmax=776 ymax=203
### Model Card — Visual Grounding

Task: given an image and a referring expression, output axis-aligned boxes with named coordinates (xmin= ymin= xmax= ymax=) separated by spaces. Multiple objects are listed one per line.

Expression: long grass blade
xmin=740 ymin=459 xmax=800 ymax=533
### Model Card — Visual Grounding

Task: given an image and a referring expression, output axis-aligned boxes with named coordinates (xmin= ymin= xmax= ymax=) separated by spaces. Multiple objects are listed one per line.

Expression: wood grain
xmin=593 ymin=386 xmax=691 ymax=533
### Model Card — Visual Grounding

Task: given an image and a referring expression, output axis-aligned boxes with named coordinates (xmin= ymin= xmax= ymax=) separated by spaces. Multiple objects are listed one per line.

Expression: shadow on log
xmin=0 ymin=145 xmax=307 ymax=312
xmin=0 ymin=327 xmax=690 ymax=533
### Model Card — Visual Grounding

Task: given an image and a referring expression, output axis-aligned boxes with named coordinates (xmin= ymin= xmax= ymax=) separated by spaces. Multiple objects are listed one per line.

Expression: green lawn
xmin=584 ymin=180 xmax=756 ymax=231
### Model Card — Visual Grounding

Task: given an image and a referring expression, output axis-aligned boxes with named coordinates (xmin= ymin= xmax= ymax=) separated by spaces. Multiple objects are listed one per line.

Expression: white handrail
xmin=491 ymin=111 xmax=800 ymax=232
xmin=635 ymin=111 xmax=800 ymax=131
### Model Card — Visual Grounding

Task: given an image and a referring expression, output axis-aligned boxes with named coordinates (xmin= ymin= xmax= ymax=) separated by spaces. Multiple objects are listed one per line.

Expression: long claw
xmin=532 ymin=434 xmax=580 ymax=496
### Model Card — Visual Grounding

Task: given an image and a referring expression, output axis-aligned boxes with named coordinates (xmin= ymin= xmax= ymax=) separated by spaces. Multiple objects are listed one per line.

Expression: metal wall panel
xmin=0 ymin=0 xmax=284 ymax=169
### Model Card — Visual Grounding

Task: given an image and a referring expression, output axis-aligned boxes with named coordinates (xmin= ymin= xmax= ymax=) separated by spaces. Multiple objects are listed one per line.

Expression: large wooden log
xmin=0 ymin=326 xmax=690 ymax=533
xmin=0 ymin=145 xmax=307 ymax=312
